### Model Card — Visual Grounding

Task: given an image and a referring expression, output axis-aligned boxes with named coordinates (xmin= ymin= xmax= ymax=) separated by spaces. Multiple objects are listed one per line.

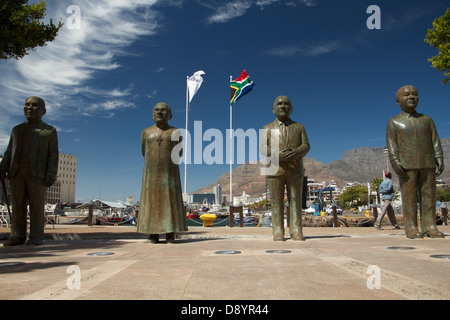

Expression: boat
xmin=57 ymin=215 xmax=89 ymax=225
xmin=186 ymin=210 xmax=200 ymax=219
xmin=325 ymin=205 xmax=343 ymax=215
xmin=64 ymin=209 xmax=106 ymax=217
xmin=304 ymin=206 xmax=316 ymax=214
xmin=200 ymin=198 xmax=210 ymax=212
xmin=234 ymin=215 xmax=255 ymax=224
xmin=97 ymin=213 xmax=135 ymax=225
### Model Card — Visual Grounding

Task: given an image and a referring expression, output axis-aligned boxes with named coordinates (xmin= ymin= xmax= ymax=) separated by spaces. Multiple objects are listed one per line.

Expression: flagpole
xmin=229 ymin=75 xmax=233 ymax=207
xmin=184 ymin=76 xmax=189 ymax=201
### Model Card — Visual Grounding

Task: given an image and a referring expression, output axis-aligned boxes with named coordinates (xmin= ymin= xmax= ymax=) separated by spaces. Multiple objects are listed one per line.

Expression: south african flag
xmin=230 ymin=70 xmax=255 ymax=106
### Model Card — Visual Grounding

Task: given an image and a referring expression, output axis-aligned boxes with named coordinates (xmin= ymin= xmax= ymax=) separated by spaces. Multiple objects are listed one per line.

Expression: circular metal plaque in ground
xmin=430 ymin=254 xmax=450 ymax=260
xmin=0 ymin=262 xmax=25 ymax=268
xmin=387 ymin=246 xmax=415 ymax=250
xmin=265 ymin=250 xmax=292 ymax=254
xmin=87 ymin=252 xmax=115 ymax=256
xmin=215 ymin=250 xmax=241 ymax=255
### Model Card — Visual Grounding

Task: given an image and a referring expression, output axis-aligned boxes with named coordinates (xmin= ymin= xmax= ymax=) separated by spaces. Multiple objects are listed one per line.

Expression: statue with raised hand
xmin=260 ymin=96 xmax=310 ymax=241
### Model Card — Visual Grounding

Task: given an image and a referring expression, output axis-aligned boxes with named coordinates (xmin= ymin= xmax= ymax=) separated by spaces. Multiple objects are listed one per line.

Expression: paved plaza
xmin=0 ymin=225 xmax=449 ymax=304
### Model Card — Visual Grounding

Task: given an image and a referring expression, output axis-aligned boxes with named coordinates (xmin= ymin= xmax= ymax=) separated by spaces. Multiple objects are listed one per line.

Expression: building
xmin=1 ymin=152 xmax=77 ymax=206
xmin=341 ymin=181 xmax=362 ymax=193
xmin=233 ymin=191 xmax=262 ymax=207
xmin=306 ymin=179 xmax=325 ymax=205
xmin=323 ymin=181 xmax=341 ymax=204
xmin=45 ymin=153 xmax=77 ymax=205
xmin=58 ymin=153 xmax=77 ymax=203
xmin=45 ymin=180 xmax=61 ymax=205
xmin=213 ymin=184 xmax=222 ymax=206
xmin=233 ymin=191 xmax=251 ymax=206
xmin=187 ymin=193 xmax=216 ymax=205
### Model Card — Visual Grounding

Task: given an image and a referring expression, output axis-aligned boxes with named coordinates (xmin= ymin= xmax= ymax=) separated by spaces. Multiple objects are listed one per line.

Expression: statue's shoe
xmin=3 ymin=237 xmax=25 ymax=246
xmin=291 ymin=233 xmax=305 ymax=241
xmin=423 ymin=229 xmax=445 ymax=238
xmin=26 ymin=237 xmax=42 ymax=246
xmin=273 ymin=234 xmax=286 ymax=242
xmin=406 ymin=229 xmax=423 ymax=239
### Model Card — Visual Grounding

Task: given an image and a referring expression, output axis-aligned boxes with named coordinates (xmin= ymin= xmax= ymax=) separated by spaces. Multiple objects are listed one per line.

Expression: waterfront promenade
xmin=0 ymin=224 xmax=449 ymax=302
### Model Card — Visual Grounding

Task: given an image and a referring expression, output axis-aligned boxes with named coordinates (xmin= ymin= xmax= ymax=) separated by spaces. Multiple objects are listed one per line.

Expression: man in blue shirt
xmin=375 ymin=172 xmax=400 ymax=229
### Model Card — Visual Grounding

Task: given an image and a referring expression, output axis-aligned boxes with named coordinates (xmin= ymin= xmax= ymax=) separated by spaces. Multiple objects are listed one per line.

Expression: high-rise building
xmin=1 ymin=152 xmax=77 ymax=206
xmin=46 ymin=153 xmax=77 ymax=204
xmin=58 ymin=153 xmax=77 ymax=203
xmin=213 ymin=184 xmax=222 ymax=206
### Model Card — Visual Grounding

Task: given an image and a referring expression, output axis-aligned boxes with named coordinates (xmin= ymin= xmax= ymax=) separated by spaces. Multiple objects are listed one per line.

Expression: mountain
xmin=194 ymin=138 xmax=450 ymax=198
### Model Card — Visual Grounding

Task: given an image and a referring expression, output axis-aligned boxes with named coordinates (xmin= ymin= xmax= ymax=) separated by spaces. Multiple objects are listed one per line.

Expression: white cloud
xmin=266 ymin=41 xmax=341 ymax=57
xmin=0 ymin=0 xmax=162 ymax=148
xmin=256 ymin=0 xmax=279 ymax=9
xmin=298 ymin=0 xmax=316 ymax=7
xmin=256 ymin=0 xmax=316 ymax=9
xmin=146 ymin=89 xmax=158 ymax=99
xmin=203 ymin=0 xmax=316 ymax=22
xmin=205 ymin=0 xmax=253 ymax=24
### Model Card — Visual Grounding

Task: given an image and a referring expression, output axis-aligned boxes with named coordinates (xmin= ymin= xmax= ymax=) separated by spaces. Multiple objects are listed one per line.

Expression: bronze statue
xmin=386 ymin=85 xmax=445 ymax=239
xmin=0 ymin=96 xmax=59 ymax=246
xmin=260 ymin=96 xmax=310 ymax=241
xmin=137 ymin=102 xmax=187 ymax=243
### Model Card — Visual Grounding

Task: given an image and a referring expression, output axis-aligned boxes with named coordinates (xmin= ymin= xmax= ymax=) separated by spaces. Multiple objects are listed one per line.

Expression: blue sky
xmin=0 ymin=0 xmax=449 ymax=202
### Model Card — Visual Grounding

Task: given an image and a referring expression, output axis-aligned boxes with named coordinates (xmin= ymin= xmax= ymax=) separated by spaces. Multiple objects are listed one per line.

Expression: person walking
xmin=375 ymin=171 xmax=400 ymax=230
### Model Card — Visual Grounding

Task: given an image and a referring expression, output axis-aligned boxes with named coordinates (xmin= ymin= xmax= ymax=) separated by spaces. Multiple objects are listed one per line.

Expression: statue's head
xmin=24 ymin=96 xmax=46 ymax=123
xmin=272 ymin=96 xmax=292 ymax=122
xmin=396 ymin=85 xmax=419 ymax=114
xmin=152 ymin=102 xmax=172 ymax=126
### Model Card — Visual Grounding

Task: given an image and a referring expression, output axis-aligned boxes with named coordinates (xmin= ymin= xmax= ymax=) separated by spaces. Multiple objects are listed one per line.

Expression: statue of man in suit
xmin=387 ymin=85 xmax=445 ymax=239
xmin=260 ymin=96 xmax=310 ymax=241
xmin=0 ymin=96 xmax=59 ymax=246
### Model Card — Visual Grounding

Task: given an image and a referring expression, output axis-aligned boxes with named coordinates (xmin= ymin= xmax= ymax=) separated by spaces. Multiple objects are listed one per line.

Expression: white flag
xmin=187 ymin=70 xmax=205 ymax=103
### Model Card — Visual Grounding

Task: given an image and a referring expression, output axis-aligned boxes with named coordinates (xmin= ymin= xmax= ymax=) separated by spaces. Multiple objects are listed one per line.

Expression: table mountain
xmin=194 ymin=138 xmax=450 ymax=198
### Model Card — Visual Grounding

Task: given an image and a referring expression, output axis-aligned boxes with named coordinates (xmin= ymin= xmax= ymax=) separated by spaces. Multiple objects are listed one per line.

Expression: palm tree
xmin=371 ymin=177 xmax=383 ymax=205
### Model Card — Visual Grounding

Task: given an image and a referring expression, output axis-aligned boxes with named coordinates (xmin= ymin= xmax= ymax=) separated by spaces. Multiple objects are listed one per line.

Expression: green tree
xmin=424 ymin=8 xmax=450 ymax=84
xmin=249 ymin=199 xmax=270 ymax=212
xmin=339 ymin=185 xmax=368 ymax=208
xmin=0 ymin=0 xmax=63 ymax=60
xmin=437 ymin=187 xmax=450 ymax=202
xmin=371 ymin=177 xmax=383 ymax=204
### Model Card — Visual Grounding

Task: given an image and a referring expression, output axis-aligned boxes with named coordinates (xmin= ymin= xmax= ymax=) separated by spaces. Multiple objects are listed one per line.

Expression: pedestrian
xmin=375 ymin=171 xmax=400 ymax=230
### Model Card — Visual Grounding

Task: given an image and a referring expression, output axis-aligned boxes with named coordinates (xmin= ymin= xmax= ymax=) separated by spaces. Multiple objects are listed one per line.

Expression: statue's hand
xmin=391 ymin=161 xmax=408 ymax=179
xmin=436 ymin=159 xmax=445 ymax=177
xmin=282 ymin=148 xmax=302 ymax=161
xmin=0 ymin=169 xmax=7 ymax=181
xmin=45 ymin=175 xmax=56 ymax=187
